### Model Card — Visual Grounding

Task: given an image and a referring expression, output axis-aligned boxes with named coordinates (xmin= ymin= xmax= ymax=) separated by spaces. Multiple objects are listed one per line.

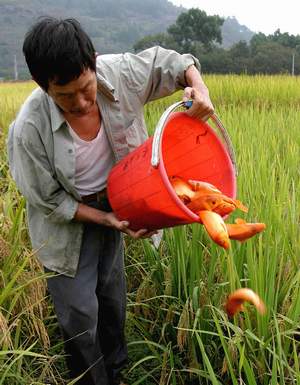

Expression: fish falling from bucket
xmin=225 ymin=288 xmax=266 ymax=317
xmin=169 ymin=176 xmax=266 ymax=249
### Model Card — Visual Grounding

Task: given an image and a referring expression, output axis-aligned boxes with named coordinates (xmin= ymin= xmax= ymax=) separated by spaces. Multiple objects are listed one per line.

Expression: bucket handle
xmin=151 ymin=101 xmax=238 ymax=176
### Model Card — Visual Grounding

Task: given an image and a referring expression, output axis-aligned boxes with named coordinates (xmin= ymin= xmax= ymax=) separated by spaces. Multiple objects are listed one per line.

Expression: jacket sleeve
xmin=120 ymin=46 xmax=201 ymax=104
xmin=7 ymin=121 xmax=78 ymax=223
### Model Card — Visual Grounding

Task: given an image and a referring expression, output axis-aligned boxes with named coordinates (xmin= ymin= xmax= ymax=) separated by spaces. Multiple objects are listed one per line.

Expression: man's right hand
xmin=74 ymin=203 xmax=157 ymax=239
xmin=103 ymin=212 xmax=157 ymax=239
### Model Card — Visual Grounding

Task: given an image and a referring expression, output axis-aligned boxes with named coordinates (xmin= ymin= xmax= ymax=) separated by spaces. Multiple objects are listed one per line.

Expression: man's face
xmin=47 ymin=69 xmax=97 ymax=117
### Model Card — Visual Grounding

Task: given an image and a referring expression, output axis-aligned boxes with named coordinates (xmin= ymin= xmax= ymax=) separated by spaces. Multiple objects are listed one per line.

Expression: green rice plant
xmin=0 ymin=89 xmax=66 ymax=383
xmin=1 ymin=76 xmax=300 ymax=384
xmin=0 ymin=189 xmax=66 ymax=384
xmin=126 ymin=76 xmax=300 ymax=384
xmin=0 ymin=82 xmax=37 ymax=132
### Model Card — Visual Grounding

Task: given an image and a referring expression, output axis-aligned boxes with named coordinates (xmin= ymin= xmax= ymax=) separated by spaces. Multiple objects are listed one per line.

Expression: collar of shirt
xmin=47 ymin=95 xmax=66 ymax=133
xmin=96 ymin=73 xmax=119 ymax=102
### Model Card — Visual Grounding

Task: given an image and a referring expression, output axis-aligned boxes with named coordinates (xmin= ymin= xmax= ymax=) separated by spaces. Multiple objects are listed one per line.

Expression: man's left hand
xmin=183 ymin=86 xmax=214 ymax=121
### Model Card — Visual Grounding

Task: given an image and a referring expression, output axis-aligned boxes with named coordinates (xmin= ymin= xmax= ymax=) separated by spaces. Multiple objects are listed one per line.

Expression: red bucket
xmin=107 ymin=102 xmax=237 ymax=231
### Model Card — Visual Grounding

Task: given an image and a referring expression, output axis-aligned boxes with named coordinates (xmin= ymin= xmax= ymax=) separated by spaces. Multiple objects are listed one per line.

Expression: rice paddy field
xmin=0 ymin=75 xmax=299 ymax=384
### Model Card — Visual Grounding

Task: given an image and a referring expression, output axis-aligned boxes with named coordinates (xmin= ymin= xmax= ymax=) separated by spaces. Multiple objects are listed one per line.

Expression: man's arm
xmin=8 ymin=122 xmax=154 ymax=239
xmin=183 ymin=64 xmax=214 ymax=121
xmin=121 ymin=47 xmax=214 ymax=119
xmin=74 ymin=203 xmax=156 ymax=239
xmin=119 ymin=46 xmax=202 ymax=104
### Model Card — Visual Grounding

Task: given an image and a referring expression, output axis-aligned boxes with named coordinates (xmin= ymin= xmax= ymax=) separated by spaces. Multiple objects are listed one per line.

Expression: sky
xmin=169 ymin=0 xmax=300 ymax=36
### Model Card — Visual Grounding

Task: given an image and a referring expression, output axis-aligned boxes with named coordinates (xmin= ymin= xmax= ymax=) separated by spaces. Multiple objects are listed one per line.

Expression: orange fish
xmin=170 ymin=176 xmax=248 ymax=216
xmin=169 ymin=176 xmax=194 ymax=203
xmin=187 ymin=179 xmax=222 ymax=194
xmin=198 ymin=210 xmax=230 ymax=249
xmin=225 ymin=288 xmax=266 ymax=317
xmin=226 ymin=218 xmax=266 ymax=241
xmin=170 ymin=176 xmax=221 ymax=199
xmin=169 ymin=176 xmax=265 ymax=250
xmin=187 ymin=193 xmax=248 ymax=216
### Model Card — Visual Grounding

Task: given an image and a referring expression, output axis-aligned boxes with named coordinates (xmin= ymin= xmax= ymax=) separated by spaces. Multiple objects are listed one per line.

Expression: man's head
xmin=23 ymin=17 xmax=96 ymax=91
xmin=23 ymin=17 xmax=98 ymax=117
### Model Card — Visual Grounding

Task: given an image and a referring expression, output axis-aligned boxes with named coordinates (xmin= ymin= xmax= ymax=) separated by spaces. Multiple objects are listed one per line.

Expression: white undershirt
xmin=68 ymin=122 xmax=114 ymax=196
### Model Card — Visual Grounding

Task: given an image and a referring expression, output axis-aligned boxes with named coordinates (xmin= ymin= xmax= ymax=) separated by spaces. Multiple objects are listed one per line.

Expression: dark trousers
xmin=45 ymin=199 xmax=127 ymax=385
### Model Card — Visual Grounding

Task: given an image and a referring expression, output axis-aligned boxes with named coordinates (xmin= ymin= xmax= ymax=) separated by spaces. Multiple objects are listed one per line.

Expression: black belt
xmin=81 ymin=188 xmax=107 ymax=203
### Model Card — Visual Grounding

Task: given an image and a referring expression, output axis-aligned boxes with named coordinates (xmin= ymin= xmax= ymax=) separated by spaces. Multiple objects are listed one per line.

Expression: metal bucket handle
xmin=151 ymin=101 xmax=238 ymax=176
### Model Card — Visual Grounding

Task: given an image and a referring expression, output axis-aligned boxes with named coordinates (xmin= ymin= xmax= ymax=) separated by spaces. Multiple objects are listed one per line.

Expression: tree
xmin=230 ymin=41 xmax=250 ymax=58
xmin=270 ymin=29 xmax=300 ymax=49
xmin=250 ymin=32 xmax=268 ymax=55
xmin=200 ymin=47 xmax=233 ymax=74
xmin=133 ymin=33 xmax=179 ymax=53
xmin=250 ymin=42 xmax=293 ymax=74
xmin=167 ymin=8 xmax=224 ymax=54
xmin=228 ymin=41 xmax=250 ymax=73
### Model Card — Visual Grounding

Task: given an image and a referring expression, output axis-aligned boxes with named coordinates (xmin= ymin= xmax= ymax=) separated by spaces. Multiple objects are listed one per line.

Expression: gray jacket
xmin=7 ymin=46 xmax=200 ymax=277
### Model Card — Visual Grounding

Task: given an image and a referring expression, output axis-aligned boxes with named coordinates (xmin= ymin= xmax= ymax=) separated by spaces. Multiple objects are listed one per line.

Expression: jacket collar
xmin=96 ymin=72 xmax=119 ymax=102
xmin=47 ymin=94 xmax=66 ymax=133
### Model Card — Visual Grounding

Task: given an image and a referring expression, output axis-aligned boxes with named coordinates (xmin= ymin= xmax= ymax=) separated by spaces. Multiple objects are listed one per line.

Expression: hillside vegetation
xmin=1 ymin=77 xmax=300 ymax=384
xmin=0 ymin=0 xmax=253 ymax=79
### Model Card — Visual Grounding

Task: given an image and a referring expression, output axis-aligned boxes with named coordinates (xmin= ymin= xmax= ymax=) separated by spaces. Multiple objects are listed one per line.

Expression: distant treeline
xmin=134 ymin=9 xmax=300 ymax=75
xmin=1 ymin=1 xmax=299 ymax=79
xmin=200 ymin=32 xmax=300 ymax=75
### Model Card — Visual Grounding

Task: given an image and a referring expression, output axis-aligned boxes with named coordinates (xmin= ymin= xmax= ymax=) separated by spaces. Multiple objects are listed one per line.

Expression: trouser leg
xmin=45 ymin=217 xmax=127 ymax=385
xmin=97 ymin=226 xmax=127 ymax=382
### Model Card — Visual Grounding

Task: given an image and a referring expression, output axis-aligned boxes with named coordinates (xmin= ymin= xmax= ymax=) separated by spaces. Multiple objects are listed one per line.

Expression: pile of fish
xmin=169 ymin=175 xmax=267 ymax=317
xmin=169 ymin=176 xmax=266 ymax=250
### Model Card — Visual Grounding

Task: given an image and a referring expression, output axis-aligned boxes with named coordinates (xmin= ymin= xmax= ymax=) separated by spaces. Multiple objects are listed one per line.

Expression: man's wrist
xmin=74 ymin=202 xmax=110 ymax=225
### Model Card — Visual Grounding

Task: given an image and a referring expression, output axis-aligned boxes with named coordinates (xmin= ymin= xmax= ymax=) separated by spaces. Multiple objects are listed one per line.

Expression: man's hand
xmin=103 ymin=212 xmax=158 ymax=239
xmin=74 ymin=203 xmax=157 ymax=239
xmin=183 ymin=65 xmax=214 ymax=121
xmin=183 ymin=86 xmax=214 ymax=121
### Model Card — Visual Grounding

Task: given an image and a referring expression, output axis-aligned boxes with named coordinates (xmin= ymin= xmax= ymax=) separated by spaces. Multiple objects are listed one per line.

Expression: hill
xmin=0 ymin=0 xmax=254 ymax=79
xmin=221 ymin=17 xmax=254 ymax=49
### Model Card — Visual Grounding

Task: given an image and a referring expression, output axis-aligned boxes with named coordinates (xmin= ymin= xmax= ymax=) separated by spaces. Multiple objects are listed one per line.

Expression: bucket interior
xmin=160 ymin=112 xmax=237 ymax=215
xmin=107 ymin=111 xmax=237 ymax=230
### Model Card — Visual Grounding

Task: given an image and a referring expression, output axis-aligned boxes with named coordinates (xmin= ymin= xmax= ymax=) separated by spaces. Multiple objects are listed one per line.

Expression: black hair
xmin=23 ymin=17 xmax=96 ymax=90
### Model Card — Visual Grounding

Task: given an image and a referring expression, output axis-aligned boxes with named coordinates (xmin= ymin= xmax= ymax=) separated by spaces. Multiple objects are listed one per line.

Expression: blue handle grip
xmin=184 ymin=100 xmax=193 ymax=109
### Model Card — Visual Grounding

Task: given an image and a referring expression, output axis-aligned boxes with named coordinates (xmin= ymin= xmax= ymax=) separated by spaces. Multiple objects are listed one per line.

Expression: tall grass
xmin=1 ymin=76 xmax=300 ymax=384
xmin=0 ymin=82 xmax=67 ymax=384
xmin=129 ymin=76 xmax=300 ymax=384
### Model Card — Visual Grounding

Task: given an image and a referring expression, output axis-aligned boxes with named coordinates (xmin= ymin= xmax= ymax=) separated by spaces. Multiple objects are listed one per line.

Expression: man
xmin=7 ymin=17 xmax=214 ymax=385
